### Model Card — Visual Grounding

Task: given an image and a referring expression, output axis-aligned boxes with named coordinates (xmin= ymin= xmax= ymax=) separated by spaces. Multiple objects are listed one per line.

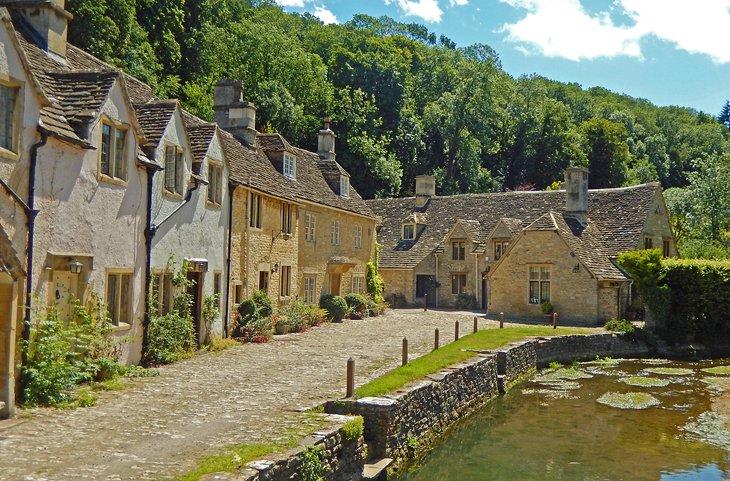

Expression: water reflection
xmin=396 ymin=359 xmax=730 ymax=481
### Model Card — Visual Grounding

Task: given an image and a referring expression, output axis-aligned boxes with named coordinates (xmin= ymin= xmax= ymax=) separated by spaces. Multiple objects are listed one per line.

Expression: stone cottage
xmin=213 ymin=81 xmax=377 ymax=310
xmin=367 ymin=168 xmax=676 ymax=323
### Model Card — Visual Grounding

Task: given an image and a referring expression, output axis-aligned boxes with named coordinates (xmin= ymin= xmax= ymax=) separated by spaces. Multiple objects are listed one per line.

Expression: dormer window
xmin=164 ymin=144 xmax=184 ymax=195
xmin=283 ymin=153 xmax=296 ymax=179
xmin=100 ymin=121 xmax=128 ymax=181
xmin=402 ymin=223 xmax=415 ymax=240
xmin=340 ymin=176 xmax=350 ymax=198
xmin=0 ymin=83 xmax=20 ymax=156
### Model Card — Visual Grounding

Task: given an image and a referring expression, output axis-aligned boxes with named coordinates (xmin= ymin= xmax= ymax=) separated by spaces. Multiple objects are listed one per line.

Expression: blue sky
xmin=274 ymin=0 xmax=730 ymax=115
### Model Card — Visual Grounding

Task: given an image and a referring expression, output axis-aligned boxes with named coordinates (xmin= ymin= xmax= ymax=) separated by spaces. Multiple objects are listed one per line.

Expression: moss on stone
xmin=597 ymin=392 xmax=660 ymax=409
xmin=701 ymin=366 xmax=730 ymax=375
xmin=644 ymin=367 xmax=694 ymax=376
xmin=619 ymin=376 xmax=670 ymax=387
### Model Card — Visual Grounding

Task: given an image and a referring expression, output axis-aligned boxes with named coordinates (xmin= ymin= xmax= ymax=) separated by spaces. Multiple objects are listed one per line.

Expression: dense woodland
xmin=65 ymin=0 xmax=730 ymax=257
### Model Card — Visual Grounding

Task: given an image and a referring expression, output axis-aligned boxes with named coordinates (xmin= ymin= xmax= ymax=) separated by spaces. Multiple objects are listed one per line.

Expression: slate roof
xmin=367 ymin=183 xmax=660 ymax=271
xmin=186 ymin=123 xmax=218 ymax=164
xmin=132 ymin=100 xmax=178 ymax=147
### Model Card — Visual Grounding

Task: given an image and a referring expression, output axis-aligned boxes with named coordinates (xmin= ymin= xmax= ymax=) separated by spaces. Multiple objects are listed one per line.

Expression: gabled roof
xmin=132 ymin=100 xmax=178 ymax=147
xmin=186 ymin=123 xmax=218 ymax=164
xmin=367 ymin=183 xmax=661 ymax=269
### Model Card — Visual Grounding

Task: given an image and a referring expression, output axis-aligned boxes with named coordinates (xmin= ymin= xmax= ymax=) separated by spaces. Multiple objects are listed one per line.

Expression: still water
xmin=397 ymin=359 xmax=730 ymax=481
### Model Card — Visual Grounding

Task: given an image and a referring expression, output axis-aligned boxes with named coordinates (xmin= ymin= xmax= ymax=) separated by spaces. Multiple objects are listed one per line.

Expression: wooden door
xmin=330 ymin=273 xmax=341 ymax=296
xmin=50 ymin=271 xmax=78 ymax=320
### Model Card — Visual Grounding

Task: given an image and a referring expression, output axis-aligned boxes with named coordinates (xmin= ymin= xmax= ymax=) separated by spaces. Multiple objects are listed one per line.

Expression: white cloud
xmin=312 ymin=5 xmax=338 ymax=24
xmin=385 ymin=0 xmax=444 ymax=23
xmin=274 ymin=0 xmax=306 ymax=7
xmin=450 ymin=0 xmax=469 ymax=5
xmin=499 ymin=0 xmax=730 ymax=63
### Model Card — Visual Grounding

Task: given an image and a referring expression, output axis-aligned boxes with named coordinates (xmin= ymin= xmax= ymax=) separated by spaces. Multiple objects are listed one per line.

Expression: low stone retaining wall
xmin=200 ymin=414 xmax=365 ymax=481
xmin=326 ymin=353 xmax=499 ymax=461
xmin=325 ymin=332 xmax=654 ymax=469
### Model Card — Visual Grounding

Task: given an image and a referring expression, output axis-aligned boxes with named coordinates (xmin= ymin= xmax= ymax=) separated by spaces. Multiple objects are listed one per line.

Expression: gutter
xmin=21 ymin=131 xmax=47 ymax=380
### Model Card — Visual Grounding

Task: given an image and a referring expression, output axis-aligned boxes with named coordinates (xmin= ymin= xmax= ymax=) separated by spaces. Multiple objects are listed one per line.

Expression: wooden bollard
xmin=402 ymin=337 xmax=409 ymax=366
xmin=346 ymin=357 xmax=355 ymax=398
xmin=423 ymin=293 xmax=428 ymax=312
xmin=552 ymin=312 xmax=558 ymax=329
xmin=473 ymin=316 xmax=478 ymax=334
xmin=434 ymin=328 xmax=440 ymax=350
xmin=455 ymin=321 xmax=460 ymax=341
xmin=499 ymin=312 xmax=504 ymax=329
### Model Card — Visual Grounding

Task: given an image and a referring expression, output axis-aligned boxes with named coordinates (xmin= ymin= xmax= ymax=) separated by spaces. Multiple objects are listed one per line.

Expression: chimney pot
xmin=564 ymin=167 xmax=589 ymax=223
xmin=318 ymin=117 xmax=336 ymax=160
xmin=415 ymin=175 xmax=435 ymax=208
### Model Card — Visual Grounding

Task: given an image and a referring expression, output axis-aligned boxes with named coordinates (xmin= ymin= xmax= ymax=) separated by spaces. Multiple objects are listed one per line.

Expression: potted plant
xmin=273 ymin=315 xmax=290 ymax=335
xmin=541 ymin=301 xmax=554 ymax=322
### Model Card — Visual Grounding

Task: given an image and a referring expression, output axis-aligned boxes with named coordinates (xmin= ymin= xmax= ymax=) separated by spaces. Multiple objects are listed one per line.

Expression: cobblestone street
xmin=0 ymin=309 xmax=508 ymax=481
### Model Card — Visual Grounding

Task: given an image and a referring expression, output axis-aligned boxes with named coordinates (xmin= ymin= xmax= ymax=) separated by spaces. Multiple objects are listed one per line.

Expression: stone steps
xmin=363 ymin=457 xmax=393 ymax=481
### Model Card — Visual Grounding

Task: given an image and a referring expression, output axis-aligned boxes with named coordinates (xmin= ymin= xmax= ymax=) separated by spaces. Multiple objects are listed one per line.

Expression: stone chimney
xmin=564 ymin=167 xmax=589 ymax=223
xmin=213 ymin=79 xmax=257 ymax=146
xmin=414 ymin=175 xmax=435 ymax=209
xmin=3 ymin=0 xmax=72 ymax=58
xmin=318 ymin=117 xmax=335 ymax=160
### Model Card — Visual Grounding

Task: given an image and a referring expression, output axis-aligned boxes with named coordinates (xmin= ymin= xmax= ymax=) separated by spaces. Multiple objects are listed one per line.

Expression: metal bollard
xmin=346 ymin=357 xmax=355 ymax=398
xmin=499 ymin=312 xmax=504 ymax=329
xmin=402 ymin=337 xmax=409 ymax=366
xmin=552 ymin=312 xmax=558 ymax=329
xmin=434 ymin=328 xmax=440 ymax=350
xmin=455 ymin=321 xmax=460 ymax=341
xmin=473 ymin=316 xmax=478 ymax=334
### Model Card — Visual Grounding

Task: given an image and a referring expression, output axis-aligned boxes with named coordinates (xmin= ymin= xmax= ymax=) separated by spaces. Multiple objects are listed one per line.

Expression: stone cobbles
xmin=0 ymin=309 xmax=499 ymax=481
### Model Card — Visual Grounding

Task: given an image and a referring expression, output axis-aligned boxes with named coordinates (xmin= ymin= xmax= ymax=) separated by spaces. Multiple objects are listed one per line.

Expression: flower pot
xmin=544 ymin=313 xmax=554 ymax=322
xmin=274 ymin=322 xmax=290 ymax=335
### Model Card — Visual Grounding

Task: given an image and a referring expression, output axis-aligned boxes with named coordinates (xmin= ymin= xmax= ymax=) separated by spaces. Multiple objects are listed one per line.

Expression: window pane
xmin=0 ymin=85 xmax=16 ymax=151
xmin=529 ymin=281 xmax=539 ymax=304
xmin=165 ymin=146 xmax=176 ymax=191
xmin=540 ymin=281 xmax=550 ymax=303
xmin=114 ymin=128 xmax=126 ymax=179
xmin=101 ymin=124 xmax=112 ymax=176
xmin=208 ymin=165 xmax=215 ymax=202
xmin=119 ymin=274 xmax=130 ymax=324
xmin=107 ymin=274 xmax=118 ymax=324
xmin=541 ymin=267 xmax=550 ymax=280
xmin=529 ymin=267 xmax=539 ymax=280
xmin=175 ymin=149 xmax=184 ymax=194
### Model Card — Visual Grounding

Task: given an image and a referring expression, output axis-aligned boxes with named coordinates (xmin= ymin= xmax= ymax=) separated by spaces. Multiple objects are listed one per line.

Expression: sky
xmin=274 ymin=0 xmax=730 ymax=115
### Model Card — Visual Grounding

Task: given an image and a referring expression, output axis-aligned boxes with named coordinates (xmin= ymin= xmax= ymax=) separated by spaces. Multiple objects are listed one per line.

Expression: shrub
xmin=366 ymin=261 xmax=385 ymax=304
xmin=365 ymin=295 xmax=387 ymax=317
xmin=237 ymin=299 xmax=258 ymax=324
xmin=455 ymin=293 xmax=478 ymax=310
xmin=251 ymin=290 xmax=273 ymax=318
xmin=541 ymin=301 xmax=554 ymax=314
xmin=278 ymin=301 xmax=322 ymax=331
xmin=319 ymin=294 xmax=349 ymax=322
xmin=344 ymin=293 xmax=368 ymax=319
xmin=604 ymin=318 xmax=636 ymax=334
xmin=207 ymin=337 xmax=240 ymax=352
xmin=238 ymin=316 xmax=274 ymax=343
xmin=299 ymin=446 xmax=324 ymax=481
xmin=341 ymin=416 xmax=364 ymax=441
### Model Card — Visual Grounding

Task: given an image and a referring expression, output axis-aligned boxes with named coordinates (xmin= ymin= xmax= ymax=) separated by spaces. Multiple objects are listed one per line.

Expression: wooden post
xmin=499 ymin=312 xmax=504 ymax=329
xmin=423 ymin=293 xmax=428 ymax=312
xmin=473 ymin=316 xmax=478 ymax=334
xmin=434 ymin=328 xmax=440 ymax=350
xmin=402 ymin=337 xmax=408 ymax=366
xmin=455 ymin=321 xmax=460 ymax=341
xmin=346 ymin=357 xmax=355 ymax=398
xmin=552 ymin=312 xmax=558 ymax=329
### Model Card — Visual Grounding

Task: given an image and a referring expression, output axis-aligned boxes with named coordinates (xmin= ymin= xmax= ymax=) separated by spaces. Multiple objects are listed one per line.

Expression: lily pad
xmin=597 ymin=392 xmax=660 ymax=409
xmin=522 ymin=388 xmax=576 ymax=399
xmin=535 ymin=380 xmax=582 ymax=390
xmin=538 ymin=368 xmax=593 ymax=381
xmin=702 ymin=366 xmax=730 ymax=375
xmin=644 ymin=367 xmax=694 ymax=376
xmin=619 ymin=376 xmax=671 ymax=387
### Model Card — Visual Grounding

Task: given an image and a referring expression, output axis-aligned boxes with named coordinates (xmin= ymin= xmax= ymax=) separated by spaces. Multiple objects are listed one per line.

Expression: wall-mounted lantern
xmin=271 ymin=262 xmax=279 ymax=273
xmin=68 ymin=258 xmax=83 ymax=274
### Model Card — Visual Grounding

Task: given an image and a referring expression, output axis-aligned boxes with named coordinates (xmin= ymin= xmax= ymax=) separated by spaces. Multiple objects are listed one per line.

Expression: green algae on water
xmin=597 ymin=391 xmax=660 ymax=409
xmin=645 ymin=367 xmax=694 ymax=376
xmin=619 ymin=376 xmax=671 ymax=387
xmin=701 ymin=366 xmax=730 ymax=375
xmin=538 ymin=368 xmax=593 ymax=381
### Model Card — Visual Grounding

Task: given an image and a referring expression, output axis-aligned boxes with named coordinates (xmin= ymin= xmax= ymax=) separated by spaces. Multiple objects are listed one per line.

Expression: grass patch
xmin=355 ymin=327 xmax=590 ymax=398
xmin=206 ymin=337 xmax=241 ymax=352
xmin=702 ymin=366 xmax=730 ymax=375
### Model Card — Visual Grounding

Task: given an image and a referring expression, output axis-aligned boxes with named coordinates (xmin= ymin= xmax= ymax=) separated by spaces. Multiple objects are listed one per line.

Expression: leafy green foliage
xmin=455 ymin=293 xmax=478 ymax=310
xmin=251 ymin=290 xmax=273 ymax=318
xmin=341 ymin=416 xmax=364 ymax=442
xmin=299 ymin=446 xmax=324 ymax=481
xmin=541 ymin=301 xmax=554 ymax=314
xmin=343 ymin=293 xmax=368 ymax=319
xmin=366 ymin=261 xmax=385 ymax=304
xmin=145 ymin=261 xmax=197 ymax=365
xmin=604 ymin=318 xmax=636 ymax=334
xmin=319 ymin=294 xmax=348 ymax=322
xmin=617 ymin=249 xmax=671 ymax=326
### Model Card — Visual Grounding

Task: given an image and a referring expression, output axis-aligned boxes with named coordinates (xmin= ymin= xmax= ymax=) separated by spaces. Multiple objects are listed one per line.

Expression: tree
xmin=718 ymin=100 xmax=730 ymax=130
xmin=579 ymin=118 xmax=631 ymax=188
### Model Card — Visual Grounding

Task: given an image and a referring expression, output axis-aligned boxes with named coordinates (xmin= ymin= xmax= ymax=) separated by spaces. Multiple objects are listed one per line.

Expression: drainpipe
xmin=474 ymin=253 xmax=478 ymax=307
xmin=142 ymin=170 xmax=201 ymax=364
xmin=434 ymin=254 xmax=439 ymax=308
xmin=223 ymin=182 xmax=235 ymax=337
xmin=21 ymin=131 xmax=47 ymax=373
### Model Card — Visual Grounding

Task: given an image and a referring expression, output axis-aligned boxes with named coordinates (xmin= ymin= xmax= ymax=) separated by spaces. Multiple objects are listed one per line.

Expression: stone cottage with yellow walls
xmin=368 ymin=168 xmax=676 ymax=323
xmin=213 ymin=81 xmax=377 ymax=310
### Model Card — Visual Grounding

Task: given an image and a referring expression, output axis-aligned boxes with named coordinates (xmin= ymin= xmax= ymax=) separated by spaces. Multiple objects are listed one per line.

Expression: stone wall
xmin=326 ymin=353 xmax=499 ymax=461
xmin=496 ymin=339 xmax=537 ymax=391
xmin=201 ymin=414 xmax=365 ymax=481
xmin=535 ymin=333 xmax=652 ymax=366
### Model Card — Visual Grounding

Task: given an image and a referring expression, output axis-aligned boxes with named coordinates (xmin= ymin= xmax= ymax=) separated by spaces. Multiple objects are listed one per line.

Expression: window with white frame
xmin=352 ymin=276 xmax=365 ymax=294
xmin=340 ymin=176 xmax=350 ymax=197
xmin=164 ymin=145 xmax=184 ymax=195
xmin=354 ymin=225 xmax=362 ymax=249
xmin=528 ymin=266 xmax=551 ymax=304
xmin=283 ymin=153 xmax=296 ymax=179
xmin=0 ymin=83 xmax=19 ymax=154
xmin=249 ymin=192 xmax=262 ymax=228
xmin=207 ymin=162 xmax=223 ymax=205
xmin=280 ymin=265 xmax=291 ymax=297
xmin=331 ymin=221 xmax=340 ymax=245
xmin=494 ymin=240 xmax=509 ymax=261
xmin=402 ymin=224 xmax=415 ymax=240
xmin=100 ymin=121 xmax=128 ymax=181
xmin=303 ymin=276 xmax=316 ymax=304
xmin=281 ymin=203 xmax=294 ymax=234
xmin=106 ymin=272 xmax=132 ymax=326
xmin=305 ymin=213 xmax=316 ymax=242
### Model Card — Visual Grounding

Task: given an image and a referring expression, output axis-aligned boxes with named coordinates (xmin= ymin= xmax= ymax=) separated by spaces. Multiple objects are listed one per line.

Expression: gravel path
xmin=0 ymin=309 xmax=511 ymax=481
